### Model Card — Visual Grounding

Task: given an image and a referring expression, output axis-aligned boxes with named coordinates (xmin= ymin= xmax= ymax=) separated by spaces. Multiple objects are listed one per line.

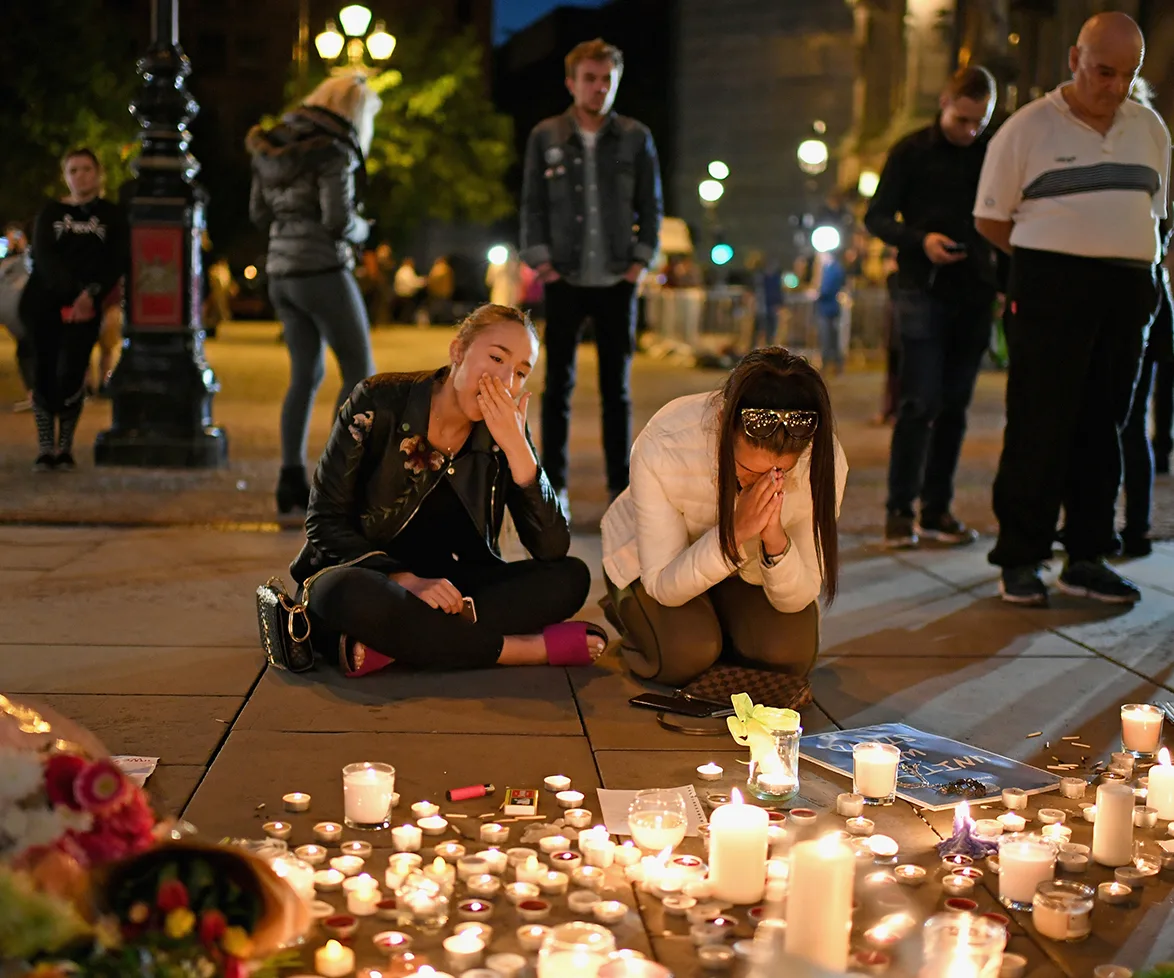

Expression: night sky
xmin=494 ymin=0 xmax=610 ymax=44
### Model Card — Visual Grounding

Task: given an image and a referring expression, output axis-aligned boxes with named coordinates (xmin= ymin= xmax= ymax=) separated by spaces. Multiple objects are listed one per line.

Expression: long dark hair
xmin=714 ymin=348 xmax=839 ymax=602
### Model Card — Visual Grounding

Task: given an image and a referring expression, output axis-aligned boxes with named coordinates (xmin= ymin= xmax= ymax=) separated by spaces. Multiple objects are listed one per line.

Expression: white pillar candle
xmin=315 ymin=939 xmax=355 ymax=977
xmin=998 ymin=836 xmax=1056 ymax=909
xmin=784 ymin=835 xmax=854 ymax=972
xmin=1148 ymin=749 xmax=1174 ymax=819
xmin=707 ymin=789 xmax=770 ymax=905
xmin=1093 ymin=783 xmax=1136 ymax=868
xmin=342 ymin=762 xmax=395 ymax=828
xmin=1121 ymin=704 xmax=1164 ymax=754
xmin=581 ymin=839 xmax=616 ymax=868
xmin=852 ymin=742 xmax=901 ymax=803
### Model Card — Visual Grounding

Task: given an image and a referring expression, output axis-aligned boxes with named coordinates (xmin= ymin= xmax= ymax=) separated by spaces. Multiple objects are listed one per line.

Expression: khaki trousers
xmin=604 ymin=573 xmax=820 ymax=687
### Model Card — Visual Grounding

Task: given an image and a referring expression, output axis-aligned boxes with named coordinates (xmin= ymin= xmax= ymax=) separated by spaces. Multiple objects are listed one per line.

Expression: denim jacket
xmin=520 ymin=109 xmax=663 ymax=276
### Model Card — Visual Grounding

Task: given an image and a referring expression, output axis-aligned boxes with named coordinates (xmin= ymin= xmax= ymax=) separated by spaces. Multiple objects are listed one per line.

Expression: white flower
xmin=0 ymin=804 xmax=75 ymax=857
xmin=0 ymin=748 xmax=46 ymax=804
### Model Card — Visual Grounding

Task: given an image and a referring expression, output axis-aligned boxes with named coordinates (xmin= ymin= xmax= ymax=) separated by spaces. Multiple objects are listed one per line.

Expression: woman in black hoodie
xmin=248 ymin=74 xmax=381 ymax=519
xmin=19 ymin=148 xmax=127 ymax=471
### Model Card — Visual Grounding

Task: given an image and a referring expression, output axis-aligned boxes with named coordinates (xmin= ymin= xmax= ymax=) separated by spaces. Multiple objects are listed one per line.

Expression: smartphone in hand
xmin=459 ymin=596 xmax=477 ymax=623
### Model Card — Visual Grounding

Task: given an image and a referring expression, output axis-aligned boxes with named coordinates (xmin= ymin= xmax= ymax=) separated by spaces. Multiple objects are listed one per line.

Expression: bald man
xmin=974 ymin=12 xmax=1170 ymax=607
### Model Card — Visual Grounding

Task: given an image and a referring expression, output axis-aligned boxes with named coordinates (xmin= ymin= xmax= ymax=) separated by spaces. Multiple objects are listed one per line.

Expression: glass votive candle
xmin=998 ymin=834 xmax=1057 ymax=911
xmin=467 ymin=873 xmax=503 ymax=898
xmin=853 ymin=742 xmax=901 ymax=805
xmin=1122 ymin=705 xmax=1164 ymax=758
xmin=1033 ymin=880 xmax=1094 ymax=942
xmin=920 ymin=913 xmax=1007 ymax=977
xmin=481 ymin=822 xmax=510 ymax=845
xmin=342 ymin=762 xmax=395 ymax=831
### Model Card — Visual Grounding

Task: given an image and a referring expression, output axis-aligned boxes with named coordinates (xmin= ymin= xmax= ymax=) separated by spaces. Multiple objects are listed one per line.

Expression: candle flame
xmin=952 ymin=799 xmax=973 ymax=832
xmin=656 ymin=846 xmax=673 ymax=867
xmin=864 ymin=912 xmax=916 ymax=947
xmin=1161 ymin=747 xmax=1171 ymax=767
xmin=731 ymin=787 xmax=744 ymax=805
xmin=433 ymin=856 xmax=446 ymax=870
xmin=325 ymin=939 xmax=342 ymax=952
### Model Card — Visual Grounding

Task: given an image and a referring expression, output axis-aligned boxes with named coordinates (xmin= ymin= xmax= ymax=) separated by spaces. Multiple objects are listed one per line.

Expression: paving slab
xmin=145 ymin=764 xmax=208 ymax=820
xmin=572 ymin=655 xmax=837 ymax=750
xmin=811 ymin=654 xmax=1166 ymax=768
xmin=235 ymin=664 xmax=585 ymax=735
xmin=822 ymin=589 xmax=1098 ymax=659
xmin=890 ymin=538 xmax=1002 ymax=591
xmin=1 ymin=644 xmax=263 ymax=696
xmin=20 ymin=694 xmax=239 ymax=766
xmin=820 ymin=560 xmax=958 ymax=648
xmin=182 ymin=729 xmax=605 ymax=846
xmin=0 ymin=540 xmax=106 ymax=570
xmin=1116 ymin=549 xmax=1174 ymax=598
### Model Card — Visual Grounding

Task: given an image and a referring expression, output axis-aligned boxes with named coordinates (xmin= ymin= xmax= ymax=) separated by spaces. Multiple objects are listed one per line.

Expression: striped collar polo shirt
xmin=974 ymin=85 xmax=1171 ymax=263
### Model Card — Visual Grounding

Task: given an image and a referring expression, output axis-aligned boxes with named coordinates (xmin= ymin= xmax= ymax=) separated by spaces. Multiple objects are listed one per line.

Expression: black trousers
xmin=305 ymin=556 xmax=591 ymax=671
xmin=1122 ymin=342 xmax=1158 ymax=537
xmin=1155 ymin=359 xmax=1174 ymax=466
xmin=26 ymin=302 xmax=101 ymax=414
xmin=541 ymin=279 xmax=637 ymax=494
xmin=990 ymin=249 xmax=1158 ymax=568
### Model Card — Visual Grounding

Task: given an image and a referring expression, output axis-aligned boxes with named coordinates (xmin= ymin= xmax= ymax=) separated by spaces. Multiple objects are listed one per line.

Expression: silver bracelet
xmin=760 ymin=536 xmax=792 ymax=568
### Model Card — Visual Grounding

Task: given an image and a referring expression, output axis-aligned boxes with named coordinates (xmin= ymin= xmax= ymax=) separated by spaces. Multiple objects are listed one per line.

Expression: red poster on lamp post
xmin=131 ymin=225 xmax=185 ymax=328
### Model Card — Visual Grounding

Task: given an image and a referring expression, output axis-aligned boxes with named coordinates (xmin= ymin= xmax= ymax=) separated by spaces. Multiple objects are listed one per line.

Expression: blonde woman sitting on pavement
xmin=600 ymin=349 xmax=847 ymax=685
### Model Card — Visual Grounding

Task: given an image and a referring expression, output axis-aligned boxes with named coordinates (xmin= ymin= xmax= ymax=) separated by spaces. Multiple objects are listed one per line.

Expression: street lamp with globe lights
xmin=797 ymin=138 xmax=829 ymax=175
xmin=857 ymin=170 xmax=880 ymax=199
xmin=698 ymin=179 xmax=725 ymax=204
xmin=811 ymin=225 xmax=841 ymax=254
xmin=707 ymin=160 xmax=730 ymax=181
xmin=315 ymin=5 xmax=396 ymax=75
xmin=486 ymin=244 xmax=509 ymax=266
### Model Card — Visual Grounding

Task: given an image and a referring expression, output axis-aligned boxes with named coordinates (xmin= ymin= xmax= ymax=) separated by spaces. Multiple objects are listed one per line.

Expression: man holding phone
xmin=865 ymin=66 xmax=1000 ymax=548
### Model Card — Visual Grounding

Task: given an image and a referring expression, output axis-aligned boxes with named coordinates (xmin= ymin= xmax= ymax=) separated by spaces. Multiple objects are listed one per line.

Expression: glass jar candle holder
xmin=537 ymin=921 xmax=617 ymax=978
xmin=1032 ymin=880 xmax=1094 ymax=943
xmin=746 ymin=725 xmax=802 ymax=803
xmin=394 ymin=869 xmax=449 ymax=934
xmin=342 ymin=762 xmax=396 ymax=831
xmin=853 ymin=742 xmax=901 ymax=806
xmin=1121 ymin=704 xmax=1163 ymax=759
xmin=627 ymin=789 xmax=688 ymax=853
xmin=998 ymin=833 xmax=1057 ymax=912
xmin=920 ymin=913 xmax=1007 ymax=978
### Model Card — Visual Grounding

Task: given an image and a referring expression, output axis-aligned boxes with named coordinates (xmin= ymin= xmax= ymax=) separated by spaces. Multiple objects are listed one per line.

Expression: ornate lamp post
xmin=315 ymin=5 xmax=396 ymax=75
xmin=95 ymin=0 xmax=227 ymax=468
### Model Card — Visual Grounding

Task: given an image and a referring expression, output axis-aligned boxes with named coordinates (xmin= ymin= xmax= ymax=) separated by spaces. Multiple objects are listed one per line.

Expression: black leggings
xmin=28 ymin=306 xmax=100 ymax=413
xmin=306 ymin=556 xmax=592 ymax=671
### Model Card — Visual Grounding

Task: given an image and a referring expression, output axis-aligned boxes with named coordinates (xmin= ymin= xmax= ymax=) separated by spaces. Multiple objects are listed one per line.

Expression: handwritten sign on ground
xmin=800 ymin=723 xmax=1060 ymax=811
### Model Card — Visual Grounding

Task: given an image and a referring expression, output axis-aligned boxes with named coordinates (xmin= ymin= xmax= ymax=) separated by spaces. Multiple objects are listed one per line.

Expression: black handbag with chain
xmin=256 ymin=551 xmax=386 ymax=672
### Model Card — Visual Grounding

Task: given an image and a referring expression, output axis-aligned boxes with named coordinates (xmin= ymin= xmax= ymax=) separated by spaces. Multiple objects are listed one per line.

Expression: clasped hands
xmin=734 ymin=467 xmax=789 ymax=559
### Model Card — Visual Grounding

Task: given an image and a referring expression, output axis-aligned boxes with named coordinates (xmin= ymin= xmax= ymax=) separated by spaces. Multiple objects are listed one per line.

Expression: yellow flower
xmin=221 ymin=926 xmax=254 ymax=959
xmin=28 ymin=964 xmax=70 ymax=978
xmin=128 ymin=902 xmax=151 ymax=925
xmin=164 ymin=907 xmax=196 ymax=939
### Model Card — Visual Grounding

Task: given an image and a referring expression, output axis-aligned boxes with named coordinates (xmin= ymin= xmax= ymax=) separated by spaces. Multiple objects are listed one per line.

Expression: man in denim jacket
xmin=520 ymin=38 xmax=663 ymax=511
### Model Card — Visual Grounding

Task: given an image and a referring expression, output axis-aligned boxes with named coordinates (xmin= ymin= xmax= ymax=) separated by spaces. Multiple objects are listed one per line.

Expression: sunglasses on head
xmin=740 ymin=408 xmax=820 ymax=440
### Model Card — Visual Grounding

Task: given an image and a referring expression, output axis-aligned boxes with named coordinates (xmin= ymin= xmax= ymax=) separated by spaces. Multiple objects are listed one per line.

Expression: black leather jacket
xmin=290 ymin=369 xmax=569 ymax=585
xmin=520 ymin=109 xmax=663 ymax=276
xmin=247 ymin=106 xmax=369 ymax=278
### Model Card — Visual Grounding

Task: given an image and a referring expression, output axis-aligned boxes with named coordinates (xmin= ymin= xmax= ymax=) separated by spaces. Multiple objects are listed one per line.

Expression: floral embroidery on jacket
xmin=349 ymin=410 xmax=375 ymax=444
xmin=400 ymin=435 xmax=446 ymax=475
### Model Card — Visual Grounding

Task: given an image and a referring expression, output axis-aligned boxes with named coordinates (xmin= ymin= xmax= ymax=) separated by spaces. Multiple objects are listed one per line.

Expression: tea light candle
xmin=973 ymin=819 xmax=1004 ymax=838
xmin=376 ymin=898 xmax=398 ymax=920
xmin=455 ymin=922 xmax=494 ymax=944
xmin=418 ymin=815 xmax=448 ymax=836
xmin=457 ymin=856 xmax=489 ymax=880
xmin=997 ymin=813 xmax=1027 ymax=833
xmin=582 ymin=838 xmax=616 ymax=868
xmin=315 ymin=939 xmax=355 ymax=977
xmin=340 ymin=840 xmax=373 ymax=860
xmin=467 ymin=874 xmax=502 ymax=898
xmin=593 ymin=899 xmax=628 ymax=925
xmin=480 ymin=848 xmax=509 ymax=875
xmin=1115 ymin=866 xmax=1147 ymax=889
xmin=457 ymin=898 xmax=495 ymax=922
xmin=696 ymin=763 xmax=724 ymax=781
xmin=1001 ymin=788 xmax=1028 ymax=810
xmin=480 ymin=822 xmax=510 ymax=845
xmin=539 ymin=834 xmax=571 ymax=854
xmin=1148 ymin=749 xmax=1174 ymax=819
xmin=443 ymin=932 xmax=485 ymax=971
xmin=391 ymin=823 xmax=422 ymax=852
xmin=942 ymin=874 xmax=975 ymax=896
xmin=1037 ymin=808 xmax=1065 ymax=825
xmin=556 ymin=790 xmax=585 ymax=809
xmin=1042 ymin=824 xmax=1073 ymax=844
xmin=1098 ymin=881 xmax=1133 ymax=905
xmin=506 ymin=847 xmax=538 ymax=867
xmin=539 ymin=870 xmax=569 ymax=895
xmin=1134 ymin=806 xmax=1159 ymax=829
xmin=1093 ymin=783 xmax=1135 ymax=867
xmin=708 ymin=790 xmax=770 ymax=905
xmin=295 ymin=844 xmax=327 ymax=866
xmin=663 ymin=894 xmax=698 ymax=915
xmin=372 ymin=930 xmax=412 ymax=952
xmin=323 ymin=914 xmax=359 ymax=939
xmin=330 ymin=855 xmax=364 ymax=877
xmin=424 ymin=855 xmax=456 ymax=889
xmin=516 ymin=924 xmax=551 ymax=952
xmin=684 ymin=878 xmax=713 ymax=900
xmin=568 ymin=890 xmax=602 ymax=914
xmin=1121 ymin=704 xmax=1164 ymax=755
xmin=614 ymin=841 xmax=642 ymax=867
xmin=1001 ymin=954 xmax=1028 ymax=978
xmin=894 ymin=864 xmax=926 ymax=886
xmin=544 ymin=775 xmax=572 ymax=792
xmin=785 ymin=835 xmax=854 ymax=971
xmin=515 ymin=854 xmax=546 ymax=884
xmin=433 ymin=842 xmax=466 ymax=863
xmin=485 ymin=953 xmax=527 ymax=978
xmin=1082 ymin=804 xmax=1098 ymax=823
xmin=412 ymin=800 xmax=440 ymax=819
xmin=262 ymin=820 xmax=292 ymax=840
xmin=551 ymin=850 xmax=583 ymax=873
xmin=564 ymin=808 xmax=594 ymax=829
xmin=505 ymin=881 xmax=541 ymax=904
xmin=787 ymin=808 xmax=819 ymax=831
xmin=1059 ymin=778 xmax=1087 ymax=800
xmin=345 ymin=876 xmax=380 ymax=916
xmin=572 ymin=866 xmax=606 ymax=890
xmin=385 ymin=853 xmax=422 ymax=889
xmin=846 ymin=817 xmax=875 ymax=836
xmin=868 ymin=835 xmax=900 ymax=860
xmin=313 ymin=868 xmax=345 ymax=892
xmin=314 ymin=821 xmax=343 ymax=844
xmin=517 ymin=898 xmax=551 ymax=922
xmin=1058 ymin=851 xmax=1089 ymax=873
xmin=283 ymin=791 xmax=312 ymax=812
xmin=836 ymin=793 xmax=865 ymax=817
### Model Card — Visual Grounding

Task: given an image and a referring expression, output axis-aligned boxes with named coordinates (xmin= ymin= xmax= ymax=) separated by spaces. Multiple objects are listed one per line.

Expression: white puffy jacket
xmin=601 ymin=391 xmax=848 ymax=612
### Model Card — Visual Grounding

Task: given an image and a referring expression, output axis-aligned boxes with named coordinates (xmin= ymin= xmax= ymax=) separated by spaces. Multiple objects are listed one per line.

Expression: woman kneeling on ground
xmin=601 ymin=349 xmax=847 ymax=685
xmin=291 ymin=304 xmax=603 ymax=674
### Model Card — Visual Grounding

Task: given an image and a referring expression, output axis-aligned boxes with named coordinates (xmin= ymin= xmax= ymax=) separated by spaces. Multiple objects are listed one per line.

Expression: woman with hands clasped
xmin=290 ymin=304 xmax=602 ymax=676
xmin=601 ymin=349 xmax=847 ymax=685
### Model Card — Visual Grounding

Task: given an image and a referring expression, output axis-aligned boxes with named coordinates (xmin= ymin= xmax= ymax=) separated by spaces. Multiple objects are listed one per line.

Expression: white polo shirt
xmin=974 ymin=85 xmax=1171 ymax=262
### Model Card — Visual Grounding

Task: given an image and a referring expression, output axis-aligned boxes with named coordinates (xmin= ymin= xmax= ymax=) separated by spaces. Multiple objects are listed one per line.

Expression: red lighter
xmin=446 ymin=782 xmax=496 ymax=802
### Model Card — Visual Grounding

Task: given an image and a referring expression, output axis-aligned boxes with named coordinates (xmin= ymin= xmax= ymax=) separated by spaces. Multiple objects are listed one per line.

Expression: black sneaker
xmin=917 ymin=513 xmax=979 ymax=546
xmin=1058 ymin=559 xmax=1141 ymax=604
xmin=1000 ymin=565 xmax=1048 ymax=606
xmin=1121 ymin=531 xmax=1153 ymax=559
xmin=883 ymin=513 xmax=918 ymax=549
xmin=33 ymin=454 xmax=57 ymax=473
xmin=54 ymin=452 xmax=76 ymax=472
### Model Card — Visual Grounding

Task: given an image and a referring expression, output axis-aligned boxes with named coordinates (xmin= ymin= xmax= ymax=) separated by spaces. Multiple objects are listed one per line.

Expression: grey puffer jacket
xmin=246 ymin=106 xmax=369 ymax=278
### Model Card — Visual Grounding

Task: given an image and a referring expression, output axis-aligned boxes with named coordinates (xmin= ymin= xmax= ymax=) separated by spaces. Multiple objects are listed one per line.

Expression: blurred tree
xmin=0 ymin=0 xmax=140 ymax=223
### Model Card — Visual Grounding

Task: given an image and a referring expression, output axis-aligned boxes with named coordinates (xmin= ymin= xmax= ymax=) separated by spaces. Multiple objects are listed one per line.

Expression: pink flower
xmin=73 ymin=760 xmax=129 ymax=815
xmin=43 ymin=754 xmax=87 ymax=810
